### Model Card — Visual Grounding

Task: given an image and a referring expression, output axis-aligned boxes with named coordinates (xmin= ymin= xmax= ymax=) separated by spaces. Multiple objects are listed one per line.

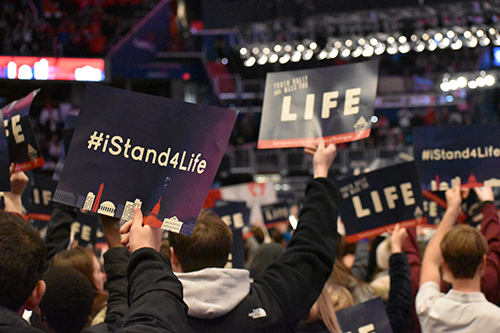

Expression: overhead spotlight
xmin=291 ymin=51 xmax=301 ymax=62
xmin=374 ymin=43 xmax=386 ymax=55
xmin=351 ymin=46 xmax=362 ymax=58
xmin=362 ymin=45 xmax=374 ymax=57
xmin=284 ymin=44 xmax=293 ymax=52
xmin=479 ymin=37 xmax=491 ymax=46
xmin=296 ymin=44 xmax=305 ymax=52
xmin=476 ymin=76 xmax=486 ymax=87
xmin=398 ymin=36 xmax=407 ymax=44
xmin=440 ymin=81 xmax=451 ymax=91
xmin=279 ymin=53 xmax=291 ymax=64
xmin=358 ymin=38 xmax=366 ymax=45
xmin=489 ymin=28 xmax=497 ymax=35
xmin=468 ymin=80 xmax=478 ymax=89
xmin=411 ymin=34 xmax=418 ymax=42
xmin=485 ymin=74 xmax=496 ymax=86
xmin=244 ymin=57 xmax=256 ymax=67
xmin=268 ymin=53 xmax=278 ymax=63
xmin=449 ymin=79 xmax=459 ymax=90
xmin=274 ymin=44 xmax=282 ymax=53
xmin=399 ymin=43 xmax=411 ymax=53
xmin=257 ymin=55 xmax=268 ymax=65
xmin=387 ymin=44 xmax=398 ymax=54
xmin=446 ymin=30 xmax=455 ymax=38
xmin=262 ymin=47 xmax=270 ymax=54
xmin=318 ymin=50 xmax=328 ymax=60
xmin=239 ymin=47 xmax=248 ymax=56
xmin=345 ymin=39 xmax=353 ymax=47
xmin=303 ymin=49 xmax=314 ymax=60
xmin=387 ymin=36 xmax=396 ymax=44
xmin=422 ymin=33 xmax=430 ymax=41
xmin=457 ymin=76 xmax=467 ymax=88
xmin=427 ymin=39 xmax=437 ymax=51
xmin=340 ymin=47 xmax=351 ymax=58
xmin=434 ymin=32 xmax=443 ymax=41
xmin=494 ymin=36 xmax=500 ymax=46
xmin=309 ymin=42 xmax=318 ymax=50
xmin=466 ymin=36 xmax=478 ymax=47
xmin=476 ymin=30 xmax=484 ymax=37
xmin=371 ymin=115 xmax=378 ymax=123
xmin=252 ymin=46 xmax=260 ymax=55
xmin=415 ymin=41 xmax=426 ymax=52
xmin=328 ymin=47 xmax=339 ymax=59
xmin=370 ymin=38 xmax=378 ymax=46
xmin=464 ymin=30 xmax=472 ymax=38
xmin=438 ymin=38 xmax=450 ymax=49
xmin=451 ymin=39 xmax=463 ymax=50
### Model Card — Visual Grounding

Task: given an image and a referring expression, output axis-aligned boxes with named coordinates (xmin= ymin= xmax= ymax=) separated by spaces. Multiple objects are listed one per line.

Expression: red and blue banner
xmin=54 ymin=83 xmax=237 ymax=236
xmin=258 ymin=61 xmax=379 ymax=149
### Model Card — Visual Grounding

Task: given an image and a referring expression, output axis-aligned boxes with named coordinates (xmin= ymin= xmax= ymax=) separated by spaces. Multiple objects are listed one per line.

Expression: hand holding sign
xmin=304 ymin=138 xmax=337 ymax=178
xmin=3 ymin=163 xmax=29 ymax=214
xmin=120 ymin=207 xmax=163 ymax=252
xmin=474 ymin=185 xmax=494 ymax=203
xmin=390 ymin=224 xmax=407 ymax=254
xmin=445 ymin=183 xmax=463 ymax=211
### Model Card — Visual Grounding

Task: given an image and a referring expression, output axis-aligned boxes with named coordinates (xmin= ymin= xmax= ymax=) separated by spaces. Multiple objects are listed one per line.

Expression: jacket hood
xmin=176 ymin=268 xmax=251 ymax=319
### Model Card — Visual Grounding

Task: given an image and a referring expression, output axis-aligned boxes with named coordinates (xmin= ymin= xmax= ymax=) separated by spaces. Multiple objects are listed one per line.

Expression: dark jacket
xmin=0 ymin=306 xmax=45 ymax=332
xmin=181 ymin=178 xmax=340 ymax=332
xmin=84 ymin=247 xmax=188 ymax=333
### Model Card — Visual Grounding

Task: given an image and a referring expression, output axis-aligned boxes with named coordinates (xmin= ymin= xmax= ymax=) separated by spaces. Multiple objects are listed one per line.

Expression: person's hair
xmin=303 ymin=282 xmax=342 ymax=333
xmin=39 ymin=266 xmax=94 ymax=333
xmin=328 ymin=258 xmax=374 ymax=304
xmin=252 ymin=227 xmax=265 ymax=244
xmin=0 ymin=211 xmax=45 ymax=312
xmin=169 ymin=209 xmax=232 ymax=272
xmin=441 ymin=224 xmax=488 ymax=279
xmin=51 ymin=246 xmax=108 ymax=319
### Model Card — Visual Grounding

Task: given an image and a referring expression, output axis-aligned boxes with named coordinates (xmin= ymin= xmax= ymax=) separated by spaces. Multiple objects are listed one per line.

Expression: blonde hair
xmin=303 ymin=283 xmax=343 ymax=332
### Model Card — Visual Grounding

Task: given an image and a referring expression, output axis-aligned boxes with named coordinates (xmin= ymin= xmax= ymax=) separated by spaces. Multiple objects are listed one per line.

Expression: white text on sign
xmin=4 ymin=115 xmax=25 ymax=143
xmin=352 ymin=183 xmax=415 ymax=218
xmin=280 ymin=88 xmax=362 ymax=122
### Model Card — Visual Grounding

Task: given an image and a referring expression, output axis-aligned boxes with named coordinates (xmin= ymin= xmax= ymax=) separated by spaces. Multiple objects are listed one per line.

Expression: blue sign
xmin=212 ymin=200 xmax=250 ymax=231
xmin=54 ymin=83 xmax=237 ymax=236
xmin=337 ymin=297 xmax=393 ymax=333
xmin=1 ymin=89 xmax=45 ymax=172
xmin=258 ymin=61 xmax=379 ymax=149
xmin=338 ymin=162 xmax=426 ymax=242
xmin=413 ymin=124 xmax=500 ymax=191
xmin=261 ymin=202 xmax=290 ymax=228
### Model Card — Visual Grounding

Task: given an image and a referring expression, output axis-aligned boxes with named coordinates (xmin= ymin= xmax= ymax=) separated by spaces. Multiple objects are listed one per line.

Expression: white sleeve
xmin=415 ymin=281 xmax=441 ymax=316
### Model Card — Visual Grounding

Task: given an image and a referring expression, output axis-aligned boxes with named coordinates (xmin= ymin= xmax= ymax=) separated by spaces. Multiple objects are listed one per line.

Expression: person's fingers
xmin=317 ymin=138 xmax=325 ymax=150
xmin=120 ymin=232 xmax=130 ymax=246
xmin=393 ymin=223 xmax=400 ymax=233
xmin=120 ymin=220 xmax=133 ymax=234
xmin=9 ymin=163 xmax=14 ymax=177
xmin=304 ymin=147 xmax=316 ymax=156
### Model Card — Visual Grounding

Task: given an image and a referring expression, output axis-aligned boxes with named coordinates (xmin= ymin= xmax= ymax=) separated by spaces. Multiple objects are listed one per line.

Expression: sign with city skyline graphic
xmin=413 ymin=124 xmax=500 ymax=191
xmin=53 ymin=83 xmax=237 ymax=236
xmin=258 ymin=61 xmax=379 ymax=149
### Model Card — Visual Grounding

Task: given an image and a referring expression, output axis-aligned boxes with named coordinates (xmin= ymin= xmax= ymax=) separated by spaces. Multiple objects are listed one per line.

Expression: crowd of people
xmin=0 ymin=0 xmax=160 ymax=57
xmin=1 ymin=136 xmax=499 ymax=332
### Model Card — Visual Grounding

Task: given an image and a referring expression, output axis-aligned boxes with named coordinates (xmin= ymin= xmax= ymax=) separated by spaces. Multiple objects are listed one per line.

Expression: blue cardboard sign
xmin=54 ymin=83 xmax=237 ymax=236
xmin=1 ymin=89 xmax=45 ymax=172
xmin=413 ymin=124 xmax=500 ymax=191
xmin=338 ymin=162 xmax=426 ymax=243
xmin=337 ymin=297 xmax=393 ymax=333
xmin=261 ymin=202 xmax=290 ymax=229
xmin=228 ymin=228 xmax=245 ymax=269
xmin=258 ymin=61 xmax=379 ymax=149
xmin=212 ymin=200 xmax=250 ymax=231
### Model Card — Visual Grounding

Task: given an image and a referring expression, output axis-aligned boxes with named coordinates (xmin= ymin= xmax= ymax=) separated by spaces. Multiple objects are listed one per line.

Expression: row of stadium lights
xmin=238 ymin=26 xmax=500 ymax=67
xmin=440 ymin=71 xmax=496 ymax=91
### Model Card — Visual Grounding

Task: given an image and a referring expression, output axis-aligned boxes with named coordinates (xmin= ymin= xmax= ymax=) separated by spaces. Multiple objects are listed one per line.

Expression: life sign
xmin=258 ymin=61 xmax=379 ymax=149
xmin=338 ymin=162 xmax=427 ymax=243
xmin=261 ymin=202 xmax=290 ymax=229
xmin=1 ymin=89 xmax=45 ymax=172
xmin=337 ymin=298 xmax=393 ymax=333
xmin=212 ymin=200 xmax=250 ymax=231
xmin=413 ymin=124 xmax=500 ymax=191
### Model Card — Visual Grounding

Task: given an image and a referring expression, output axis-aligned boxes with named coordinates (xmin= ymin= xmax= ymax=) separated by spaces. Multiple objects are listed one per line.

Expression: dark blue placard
xmin=212 ymin=200 xmax=250 ymax=231
xmin=22 ymin=171 xmax=58 ymax=216
xmin=338 ymin=162 xmax=426 ymax=243
xmin=261 ymin=202 xmax=290 ymax=229
xmin=53 ymin=83 xmax=237 ymax=236
xmin=258 ymin=61 xmax=379 ymax=149
xmin=228 ymin=228 xmax=245 ymax=269
xmin=1 ymin=89 xmax=45 ymax=172
xmin=336 ymin=297 xmax=393 ymax=333
xmin=413 ymin=124 xmax=500 ymax=191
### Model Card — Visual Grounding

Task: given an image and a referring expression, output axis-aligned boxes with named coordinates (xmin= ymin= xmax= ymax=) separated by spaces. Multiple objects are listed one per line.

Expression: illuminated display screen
xmin=0 ymin=56 xmax=105 ymax=81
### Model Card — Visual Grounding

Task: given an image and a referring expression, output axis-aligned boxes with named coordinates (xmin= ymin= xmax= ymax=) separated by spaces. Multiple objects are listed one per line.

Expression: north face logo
xmin=248 ymin=308 xmax=267 ymax=319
